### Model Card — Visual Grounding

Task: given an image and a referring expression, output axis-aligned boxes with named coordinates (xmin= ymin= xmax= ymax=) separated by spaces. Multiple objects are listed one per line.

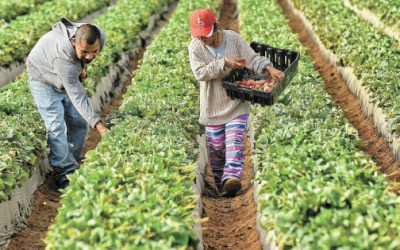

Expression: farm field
xmin=1 ymin=0 xmax=399 ymax=249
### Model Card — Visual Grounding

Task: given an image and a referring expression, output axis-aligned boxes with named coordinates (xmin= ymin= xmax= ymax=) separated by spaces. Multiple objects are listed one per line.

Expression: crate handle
xmin=266 ymin=47 xmax=273 ymax=62
xmin=277 ymin=50 xmax=283 ymax=67
xmin=250 ymin=41 xmax=259 ymax=52
xmin=260 ymin=46 xmax=266 ymax=57
xmin=286 ymin=51 xmax=292 ymax=67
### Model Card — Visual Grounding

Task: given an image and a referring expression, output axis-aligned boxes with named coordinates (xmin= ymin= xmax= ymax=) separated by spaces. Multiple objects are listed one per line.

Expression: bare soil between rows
xmin=278 ymin=0 xmax=400 ymax=183
xmin=202 ymin=134 xmax=262 ymax=250
xmin=200 ymin=1 xmax=262 ymax=249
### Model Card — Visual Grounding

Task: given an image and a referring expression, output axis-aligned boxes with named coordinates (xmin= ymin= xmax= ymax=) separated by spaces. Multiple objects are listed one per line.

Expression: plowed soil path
xmin=200 ymin=1 xmax=262 ymax=249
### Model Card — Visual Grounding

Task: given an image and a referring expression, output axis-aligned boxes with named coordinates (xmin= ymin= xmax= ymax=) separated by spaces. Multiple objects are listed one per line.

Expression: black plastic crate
xmin=222 ymin=41 xmax=300 ymax=106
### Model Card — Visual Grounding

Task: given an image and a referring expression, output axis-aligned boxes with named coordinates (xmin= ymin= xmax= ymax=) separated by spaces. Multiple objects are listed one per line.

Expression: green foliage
xmin=0 ymin=0 xmax=53 ymax=24
xmin=0 ymin=73 xmax=47 ymax=201
xmin=84 ymin=0 xmax=172 ymax=92
xmin=346 ymin=0 xmax=400 ymax=31
xmin=239 ymin=0 xmax=400 ymax=248
xmin=47 ymin=117 xmax=200 ymax=249
xmin=0 ymin=0 xmax=180 ymax=200
xmin=289 ymin=0 xmax=400 ymax=136
xmin=45 ymin=0 xmax=220 ymax=248
xmin=0 ymin=0 xmax=111 ymax=67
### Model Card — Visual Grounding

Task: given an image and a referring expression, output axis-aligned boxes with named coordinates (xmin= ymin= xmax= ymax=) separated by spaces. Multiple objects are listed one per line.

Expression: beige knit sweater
xmin=189 ymin=30 xmax=272 ymax=125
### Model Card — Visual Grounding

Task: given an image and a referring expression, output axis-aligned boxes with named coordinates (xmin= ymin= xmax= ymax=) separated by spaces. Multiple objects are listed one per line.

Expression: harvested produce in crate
xmin=222 ymin=41 xmax=300 ymax=106
xmin=237 ymin=77 xmax=277 ymax=91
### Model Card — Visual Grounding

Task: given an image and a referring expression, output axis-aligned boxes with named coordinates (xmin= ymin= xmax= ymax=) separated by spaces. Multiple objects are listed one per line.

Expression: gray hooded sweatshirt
xmin=27 ymin=17 xmax=106 ymax=128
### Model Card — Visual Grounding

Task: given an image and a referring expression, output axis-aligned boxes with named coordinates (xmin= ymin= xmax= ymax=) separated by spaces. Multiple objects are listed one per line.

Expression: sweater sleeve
xmin=53 ymin=58 xmax=101 ymax=128
xmin=256 ymin=60 xmax=273 ymax=78
xmin=188 ymin=41 xmax=226 ymax=81
xmin=231 ymin=31 xmax=273 ymax=74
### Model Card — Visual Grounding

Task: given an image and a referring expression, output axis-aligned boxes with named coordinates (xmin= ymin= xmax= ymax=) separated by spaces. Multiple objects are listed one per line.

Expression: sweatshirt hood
xmin=51 ymin=17 xmax=79 ymax=61
xmin=51 ymin=17 xmax=107 ymax=62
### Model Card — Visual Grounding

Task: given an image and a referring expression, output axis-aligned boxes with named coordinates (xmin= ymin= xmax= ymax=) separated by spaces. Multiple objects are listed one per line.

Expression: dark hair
xmin=75 ymin=24 xmax=101 ymax=45
xmin=213 ymin=23 xmax=218 ymax=33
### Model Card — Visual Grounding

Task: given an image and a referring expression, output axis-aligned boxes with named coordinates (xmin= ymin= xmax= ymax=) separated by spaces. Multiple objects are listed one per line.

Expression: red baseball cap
xmin=189 ymin=8 xmax=217 ymax=38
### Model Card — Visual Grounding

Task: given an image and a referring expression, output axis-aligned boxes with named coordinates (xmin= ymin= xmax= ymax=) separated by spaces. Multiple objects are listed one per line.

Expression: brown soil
xmin=6 ymin=179 xmax=61 ymax=250
xmin=278 ymin=0 xmax=400 ymax=184
xmin=7 ymin=2 xmax=177 ymax=248
xmin=202 ymin=134 xmax=262 ymax=250
xmin=218 ymin=0 xmax=238 ymax=32
xmin=201 ymin=1 xmax=262 ymax=249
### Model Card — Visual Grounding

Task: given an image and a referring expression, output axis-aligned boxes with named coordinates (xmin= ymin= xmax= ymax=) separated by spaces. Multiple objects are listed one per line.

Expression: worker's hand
xmin=225 ymin=56 xmax=246 ymax=69
xmin=96 ymin=121 xmax=107 ymax=135
xmin=79 ymin=70 xmax=89 ymax=83
xmin=266 ymin=65 xmax=285 ymax=83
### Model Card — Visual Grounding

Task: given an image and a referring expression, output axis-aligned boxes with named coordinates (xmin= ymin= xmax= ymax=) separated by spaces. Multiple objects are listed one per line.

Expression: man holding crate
xmin=26 ymin=18 xmax=107 ymax=189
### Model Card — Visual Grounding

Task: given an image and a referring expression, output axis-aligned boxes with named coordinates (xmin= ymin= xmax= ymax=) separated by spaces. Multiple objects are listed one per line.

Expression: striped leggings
xmin=205 ymin=114 xmax=249 ymax=187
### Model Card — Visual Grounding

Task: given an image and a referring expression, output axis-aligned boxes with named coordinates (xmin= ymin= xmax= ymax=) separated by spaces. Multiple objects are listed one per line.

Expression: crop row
xmin=289 ymin=0 xmax=400 ymax=137
xmin=239 ymin=0 xmax=400 ymax=248
xmin=0 ymin=0 xmax=173 ymax=202
xmin=45 ymin=0 xmax=220 ymax=248
xmin=0 ymin=81 xmax=46 ymax=200
xmin=0 ymin=0 xmax=53 ymax=24
xmin=345 ymin=0 xmax=400 ymax=31
xmin=83 ymin=0 xmax=173 ymax=95
xmin=0 ymin=0 xmax=111 ymax=68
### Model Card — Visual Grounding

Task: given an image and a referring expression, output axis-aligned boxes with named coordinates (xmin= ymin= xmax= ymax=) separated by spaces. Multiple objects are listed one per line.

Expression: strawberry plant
xmin=0 ymin=73 xmax=47 ymax=202
xmin=45 ymin=0 xmax=220 ymax=248
xmin=0 ymin=0 xmax=111 ymax=67
xmin=346 ymin=0 xmax=400 ymax=31
xmin=0 ymin=0 xmax=176 ymax=202
xmin=289 ymin=0 xmax=400 ymax=137
xmin=239 ymin=0 xmax=400 ymax=248
xmin=0 ymin=0 xmax=54 ymax=24
xmin=84 ymin=0 xmax=173 ymax=92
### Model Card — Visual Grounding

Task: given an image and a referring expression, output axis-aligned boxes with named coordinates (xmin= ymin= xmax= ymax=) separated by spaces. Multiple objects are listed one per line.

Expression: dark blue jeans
xmin=28 ymin=74 xmax=87 ymax=184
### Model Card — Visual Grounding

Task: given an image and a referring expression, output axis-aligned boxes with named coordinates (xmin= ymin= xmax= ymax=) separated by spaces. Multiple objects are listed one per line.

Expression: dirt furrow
xmin=202 ymin=134 xmax=262 ymax=249
xmin=278 ymin=0 xmax=400 ymax=183
xmin=201 ymin=0 xmax=262 ymax=249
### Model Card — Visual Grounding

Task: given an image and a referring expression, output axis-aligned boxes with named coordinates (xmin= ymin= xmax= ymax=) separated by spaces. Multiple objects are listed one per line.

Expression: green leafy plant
xmin=239 ymin=0 xmax=400 ymax=248
xmin=289 ymin=0 xmax=400 ymax=136
xmin=0 ymin=0 xmax=54 ymax=24
xmin=0 ymin=74 xmax=47 ymax=201
xmin=346 ymin=0 xmax=400 ymax=31
xmin=45 ymin=0 xmax=220 ymax=248
xmin=0 ymin=0 xmax=111 ymax=67
xmin=0 ymin=0 xmax=185 ymax=203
